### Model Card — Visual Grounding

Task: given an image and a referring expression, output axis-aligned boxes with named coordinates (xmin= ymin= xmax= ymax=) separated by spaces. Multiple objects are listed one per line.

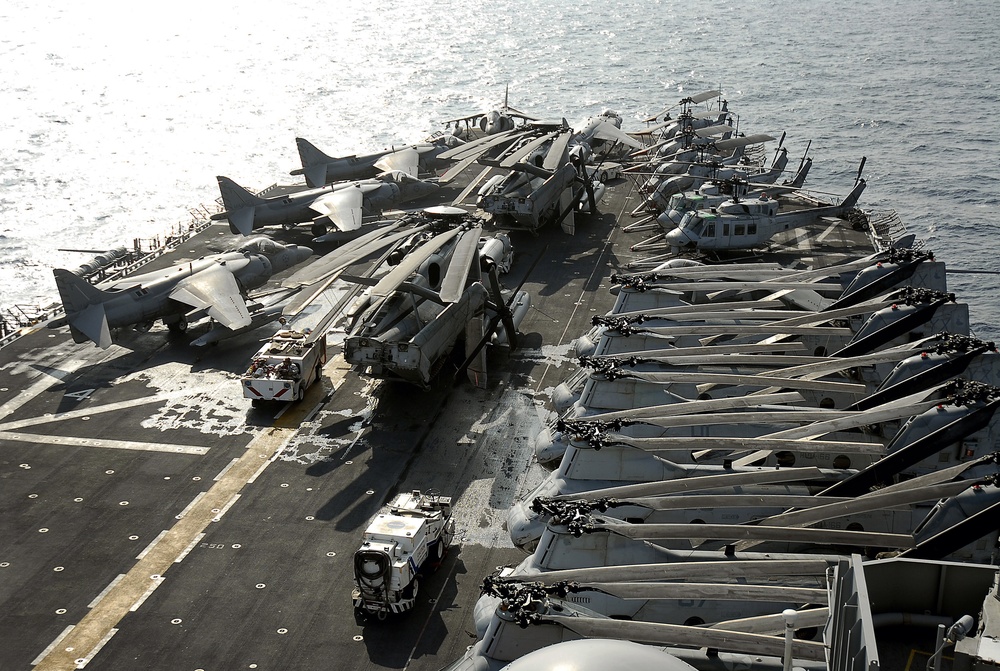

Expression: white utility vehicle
xmin=353 ymin=490 xmax=454 ymax=622
xmin=241 ymin=329 xmax=326 ymax=405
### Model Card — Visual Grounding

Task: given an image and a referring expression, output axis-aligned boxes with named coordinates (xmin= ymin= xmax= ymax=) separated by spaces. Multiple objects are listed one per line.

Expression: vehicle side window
xmin=704 ymin=224 xmax=715 ymax=238
xmin=735 ymin=224 xmax=745 ymax=236
xmin=723 ymin=224 xmax=730 ymax=236
xmin=748 ymin=223 xmax=757 ymax=235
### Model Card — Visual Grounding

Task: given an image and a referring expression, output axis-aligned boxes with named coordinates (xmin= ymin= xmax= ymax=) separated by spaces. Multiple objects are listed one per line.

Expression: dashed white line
xmin=88 ymin=575 xmax=126 ymax=609
xmin=175 ymin=492 xmax=207 ymax=520
xmin=135 ymin=531 xmax=169 ymax=561
xmin=129 ymin=575 xmax=164 ymax=612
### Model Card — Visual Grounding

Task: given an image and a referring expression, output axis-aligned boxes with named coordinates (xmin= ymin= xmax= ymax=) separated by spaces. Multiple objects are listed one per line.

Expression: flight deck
xmin=0 ymin=170 xmax=874 ymax=670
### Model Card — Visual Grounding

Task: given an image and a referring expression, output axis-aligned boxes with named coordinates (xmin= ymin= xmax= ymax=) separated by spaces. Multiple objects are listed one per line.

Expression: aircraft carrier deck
xmin=0 ymin=170 xmax=876 ymax=670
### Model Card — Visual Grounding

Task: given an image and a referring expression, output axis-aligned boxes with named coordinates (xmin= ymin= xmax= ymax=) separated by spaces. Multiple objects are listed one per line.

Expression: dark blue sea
xmin=2 ymin=0 xmax=998 ymax=336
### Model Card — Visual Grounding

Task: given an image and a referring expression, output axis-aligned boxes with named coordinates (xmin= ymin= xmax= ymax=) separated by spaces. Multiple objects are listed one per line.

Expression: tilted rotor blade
xmin=439 ymin=227 xmax=483 ymax=303
xmin=709 ymin=608 xmax=830 ymax=635
xmin=642 ymin=89 xmax=722 ymax=123
xmin=551 ymin=466 xmax=829 ymax=501
xmin=436 ymin=128 xmax=519 ymax=161
xmin=505 ymin=558 xmax=832 ymax=585
xmin=542 ymin=615 xmax=825 ymax=662
xmin=714 ymin=133 xmax=776 ymax=152
xmin=499 ymin=131 xmax=558 ymax=168
xmin=371 ymin=226 xmax=463 ymax=298
xmin=597 ymin=521 xmax=914 ymax=548
xmin=280 ymin=222 xmax=408 ymax=289
xmin=694 ymin=124 xmax=734 ymax=138
xmin=451 ymin=166 xmax=496 ymax=206
xmin=541 ymin=130 xmax=573 ymax=171
xmin=586 ymin=581 xmax=828 ymax=604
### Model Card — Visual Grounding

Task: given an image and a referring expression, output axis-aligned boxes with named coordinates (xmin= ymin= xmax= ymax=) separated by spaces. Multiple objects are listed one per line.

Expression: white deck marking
xmin=31 ymin=413 xmax=301 ymax=670
xmin=129 ymin=575 xmax=164 ymax=612
xmin=213 ymin=458 xmax=240 ymax=481
xmin=31 ymin=626 xmax=75 ymax=666
xmin=0 ymin=391 xmax=194 ymax=432
xmin=175 ymin=492 xmax=207 ymax=520
xmin=75 ymin=628 xmax=117 ymax=669
xmin=87 ymin=575 xmax=126 ymax=609
xmin=135 ymin=531 xmax=169 ymax=561
xmin=0 ymin=359 xmax=87 ymax=422
xmin=0 ymin=431 xmax=209 ymax=454
xmin=816 ymin=220 xmax=841 ymax=243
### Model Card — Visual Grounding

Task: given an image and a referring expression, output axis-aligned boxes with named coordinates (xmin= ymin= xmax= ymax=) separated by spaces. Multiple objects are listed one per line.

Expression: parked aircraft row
xmin=446 ymin=186 xmax=1000 ymax=668
xmin=48 ymin=90 xmax=872 ymax=400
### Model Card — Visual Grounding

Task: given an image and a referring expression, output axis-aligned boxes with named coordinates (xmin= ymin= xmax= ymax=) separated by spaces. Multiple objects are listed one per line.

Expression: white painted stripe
xmin=135 ymin=531 xmax=168 ymax=561
xmin=212 ymin=494 xmax=241 ymax=522
xmin=87 ymin=575 xmax=125 ymax=609
xmin=214 ymin=458 xmax=239 ymax=481
xmin=816 ymin=220 xmax=840 ymax=243
xmin=247 ymin=461 xmax=270 ymax=484
xmin=75 ymin=628 xmax=117 ymax=668
xmin=129 ymin=575 xmax=164 ymax=612
xmin=32 ymin=625 xmax=75 ymax=666
xmin=175 ymin=533 xmax=205 ymax=563
xmin=0 ymin=431 xmax=209 ymax=454
xmin=175 ymin=492 xmax=207 ymax=520
xmin=0 ymin=390 xmax=196 ymax=432
xmin=0 ymin=359 xmax=87 ymax=424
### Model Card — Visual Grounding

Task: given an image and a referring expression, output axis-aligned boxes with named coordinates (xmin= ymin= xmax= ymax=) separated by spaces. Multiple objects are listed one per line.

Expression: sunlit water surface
xmin=2 ymin=0 xmax=997 ymax=336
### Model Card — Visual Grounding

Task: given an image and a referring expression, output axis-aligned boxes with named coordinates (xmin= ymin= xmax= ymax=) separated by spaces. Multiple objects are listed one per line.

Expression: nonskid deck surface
xmin=0 ymin=173 xmax=872 ymax=670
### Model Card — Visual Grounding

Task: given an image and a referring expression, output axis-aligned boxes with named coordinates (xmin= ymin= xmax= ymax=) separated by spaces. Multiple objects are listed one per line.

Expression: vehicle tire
xmin=311 ymin=222 xmax=327 ymax=237
xmin=296 ymin=386 xmax=305 ymax=402
xmin=432 ymin=540 xmax=445 ymax=569
xmin=402 ymin=576 xmax=420 ymax=601
xmin=600 ymin=170 xmax=609 ymax=182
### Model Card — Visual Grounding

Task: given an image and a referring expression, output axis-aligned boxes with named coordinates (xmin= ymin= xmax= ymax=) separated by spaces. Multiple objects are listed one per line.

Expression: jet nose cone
xmin=293 ymin=245 xmax=314 ymax=264
xmin=412 ymin=180 xmax=440 ymax=199
xmin=271 ymin=245 xmax=314 ymax=272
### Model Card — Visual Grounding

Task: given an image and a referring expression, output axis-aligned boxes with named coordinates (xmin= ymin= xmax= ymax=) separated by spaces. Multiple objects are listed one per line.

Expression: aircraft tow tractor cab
xmin=353 ymin=490 xmax=454 ymax=622
xmin=241 ymin=329 xmax=327 ymax=405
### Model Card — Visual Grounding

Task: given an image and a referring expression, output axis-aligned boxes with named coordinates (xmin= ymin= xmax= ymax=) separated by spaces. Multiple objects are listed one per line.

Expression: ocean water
xmin=2 ymin=0 xmax=998 ymax=336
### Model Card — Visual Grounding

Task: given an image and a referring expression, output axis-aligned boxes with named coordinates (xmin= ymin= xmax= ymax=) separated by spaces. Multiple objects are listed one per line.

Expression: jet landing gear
xmin=311 ymin=222 xmax=327 ymax=238
xmin=164 ymin=315 xmax=188 ymax=337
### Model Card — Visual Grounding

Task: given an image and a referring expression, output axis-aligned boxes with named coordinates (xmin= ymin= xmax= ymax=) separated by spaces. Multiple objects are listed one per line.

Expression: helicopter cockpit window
xmin=688 ymin=215 xmax=705 ymax=236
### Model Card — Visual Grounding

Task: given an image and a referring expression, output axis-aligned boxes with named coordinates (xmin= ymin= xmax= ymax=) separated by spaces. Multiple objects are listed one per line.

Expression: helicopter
xmin=338 ymin=206 xmax=535 ymax=387
xmin=661 ymin=160 xmax=868 ymax=254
